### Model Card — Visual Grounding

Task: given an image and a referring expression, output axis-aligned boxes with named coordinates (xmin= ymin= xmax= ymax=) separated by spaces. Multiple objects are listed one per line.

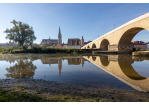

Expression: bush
xmin=0 ymin=46 xmax=3 ymax=52
xmin=0 ymin=47 xmax=83 ymax=54
xmin=136 ymin=47 xmax=141 ymax=51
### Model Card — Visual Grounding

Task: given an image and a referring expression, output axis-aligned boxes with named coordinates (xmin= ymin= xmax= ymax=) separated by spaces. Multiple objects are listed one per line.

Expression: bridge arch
xmin=118 ymin=27 xmax=145 ymax=51
xmin=87 ymin=46 xmax=90 ymax=49
xmin=100 ymin=55 xmax=109 ymax=67
xmin=117 ymin=55 xmax=146 ymax=80
xmin=92 ymin=43 xmax=96 ymax=49
xmin=92 ymin=56 xmax=96 ymax=61
xmin=100 ymin=39 xmax=110 ymax=51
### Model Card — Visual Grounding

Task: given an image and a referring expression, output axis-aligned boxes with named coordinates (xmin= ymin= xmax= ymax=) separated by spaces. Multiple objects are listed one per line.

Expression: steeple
xmin=58 ymin=59 xmax=62 ymax=77
xmin=58 ymin=26 xmax=62 ymax=44
xmin=59 ymin=26 xmax=61 ymax=35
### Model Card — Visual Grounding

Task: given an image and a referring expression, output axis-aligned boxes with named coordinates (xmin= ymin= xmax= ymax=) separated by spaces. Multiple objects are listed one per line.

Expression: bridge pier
xmin=108 ymin=44 xmax=118 ymax=51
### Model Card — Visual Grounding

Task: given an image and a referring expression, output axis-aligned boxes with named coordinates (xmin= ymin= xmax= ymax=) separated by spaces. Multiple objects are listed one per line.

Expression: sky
xmin=0 ymin=2 xmax=149 ymax=44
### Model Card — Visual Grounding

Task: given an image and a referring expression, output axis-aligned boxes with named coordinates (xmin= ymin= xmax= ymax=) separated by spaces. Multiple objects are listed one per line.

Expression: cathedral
xmin=40 ymin=27 xmax=62 ymax=45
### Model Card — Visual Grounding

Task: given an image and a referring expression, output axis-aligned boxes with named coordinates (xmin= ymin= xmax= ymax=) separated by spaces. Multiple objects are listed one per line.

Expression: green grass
xmin=0 ymin=87 xmax=111 ymax=102
xmin=0 ymin=89 xmax=45 ymax=102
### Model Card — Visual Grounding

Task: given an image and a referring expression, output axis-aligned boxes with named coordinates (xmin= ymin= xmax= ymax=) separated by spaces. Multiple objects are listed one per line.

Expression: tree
xmin=33 ymin=43 xmax=38 ymax=48
xmin=42 ymin=43 xmax=47 ymax=49
xmin=13 ymin=43 xmax=20 ymax=49
xmin=0 ymin=46 xmax=3 ymax=52
xmin=4 ymin=20 xmax=36 ymax=49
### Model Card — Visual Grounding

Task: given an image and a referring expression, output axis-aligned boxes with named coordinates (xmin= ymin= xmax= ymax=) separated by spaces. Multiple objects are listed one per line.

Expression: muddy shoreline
xmin=0 ymin=78 xmax=149 ymax=102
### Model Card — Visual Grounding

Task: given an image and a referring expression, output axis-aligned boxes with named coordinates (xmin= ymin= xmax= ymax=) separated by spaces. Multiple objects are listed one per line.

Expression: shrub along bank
xmin=0 ymin=47 xmax=83 ymax=54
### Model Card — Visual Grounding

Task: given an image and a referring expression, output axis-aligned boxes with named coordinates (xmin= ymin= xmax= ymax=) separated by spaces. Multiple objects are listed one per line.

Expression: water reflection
xmin=41 ymin=58 xmax=85 ymax=76
xmin=83 ymin=55 xmax=149 ymax=92
xmin=5 ymin=57 xmax=37 ymax=78
xmin=41 ymin=58 xmax=62 ymax=76
xmin=68 ymin=58 xmax=84 ymax=67
xmin=1 ymin=54 xmax=149 ymax=92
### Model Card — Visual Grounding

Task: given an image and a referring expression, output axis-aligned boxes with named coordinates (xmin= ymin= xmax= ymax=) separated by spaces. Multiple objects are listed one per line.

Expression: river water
xmin=0 ymin=54 xmax=149 ymax=92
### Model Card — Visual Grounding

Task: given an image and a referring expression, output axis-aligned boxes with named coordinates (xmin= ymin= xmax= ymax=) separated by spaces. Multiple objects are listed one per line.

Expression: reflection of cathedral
xmin=41 ymin=58 xmax=86 ymax=76
xmin=41 ymin=58 xmax=62 ymax=76
xmin=68 ymin=58 xmax=84 ymax=67
xmin=58 ymin=59 xmax=62 ymax=76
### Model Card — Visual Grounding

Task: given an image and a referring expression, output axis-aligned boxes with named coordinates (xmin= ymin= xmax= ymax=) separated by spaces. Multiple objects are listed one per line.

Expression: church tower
xmin=58 ymin=27 xmax=62 ymax=44
xmin=58 ymin=59 xmax=62 ymax=77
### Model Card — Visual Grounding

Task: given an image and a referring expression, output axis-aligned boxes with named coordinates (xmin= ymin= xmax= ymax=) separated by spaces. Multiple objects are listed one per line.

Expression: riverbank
xmin=132 ymin=51 xmax=149 ymax=56
xmin=0 ymin=78 xmax=149 ymax=102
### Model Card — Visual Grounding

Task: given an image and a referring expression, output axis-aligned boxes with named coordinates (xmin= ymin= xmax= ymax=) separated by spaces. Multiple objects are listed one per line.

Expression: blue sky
xmin=0 ymin=3 xmax=149 ymax=44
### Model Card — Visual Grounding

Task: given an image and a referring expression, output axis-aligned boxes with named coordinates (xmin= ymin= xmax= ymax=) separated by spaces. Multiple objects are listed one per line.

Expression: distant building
xmin=84 ymin=41 xmax=92 ymax=45
xmin=40 ymin=27 xmax=62 ymax=45
xmin=58 ymin=27 xmax=62 ymax=44
xmin=145 ymin=42 xmax=149 ymax=49
xmin=67 ymin=36 xmax=84 ymax=49
xmin=0 ymin=43 xmax=6 ymax=47
xmin=55 ymin=43 xmax=67 ymax=49
xmin=145 ymin=42 xmax=149 ymax=44
xmin=132 ymin=41 xmax=147 ymax=49
xmin=0 ymin=41 xmax=14 ymax=47
xmin=147 ymin=44 xmax=149 ymax=49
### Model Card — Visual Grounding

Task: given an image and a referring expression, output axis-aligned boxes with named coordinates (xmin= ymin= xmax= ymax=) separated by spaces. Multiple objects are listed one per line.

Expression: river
xmin=0 ymin=54 xmax=149 ymax=92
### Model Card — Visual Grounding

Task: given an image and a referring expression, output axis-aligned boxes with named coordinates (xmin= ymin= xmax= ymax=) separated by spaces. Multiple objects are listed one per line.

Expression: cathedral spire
xmin=58 ymin=26 xmax=62 ymax=44
xmin=59 ymin=26 xmax=61 ymax=34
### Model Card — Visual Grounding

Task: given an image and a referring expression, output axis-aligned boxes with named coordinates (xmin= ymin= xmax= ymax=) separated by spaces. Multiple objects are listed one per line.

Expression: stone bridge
xmin=83 ymin=55 xmax=149 ymax=92
xmin=81 ymin=13 xmax=149 ymax=52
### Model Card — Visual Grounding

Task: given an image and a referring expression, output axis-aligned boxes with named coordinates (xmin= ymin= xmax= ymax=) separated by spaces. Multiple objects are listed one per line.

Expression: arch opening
xmin=92 ymin=56 xmax=96 ymax=61
xmin=92 ymin=43 xmax=96 ymax=49
xmin=100 ymin=55 xmax=109 ymax=67
xmin=118 ymin=27 xmax=145 ymax=51
xmin=87 ymin=46 xmax=90 ymax=49
xmin=100 ymin=39 xmax=110 ymax=51
xmin=118 ymin=55 xmax=146 ymax=80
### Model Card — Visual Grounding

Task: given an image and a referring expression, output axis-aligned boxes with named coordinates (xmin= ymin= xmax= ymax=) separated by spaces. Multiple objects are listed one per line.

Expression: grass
xmin=0 ymin=89 xmax=44 ymax=102
xmin=0 ymin=86 xmax=113 ymax=102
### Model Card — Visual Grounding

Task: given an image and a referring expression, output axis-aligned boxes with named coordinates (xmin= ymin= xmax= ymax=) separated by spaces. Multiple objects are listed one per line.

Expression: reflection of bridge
xmin=83 ymin=55 xmax=149 ymax=92
xmin=82 ymin=13 xmax=149 ymax=52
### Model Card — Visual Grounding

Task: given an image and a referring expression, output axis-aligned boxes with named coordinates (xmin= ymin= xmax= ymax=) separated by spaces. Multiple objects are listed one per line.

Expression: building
xmin=132 ymin=41 xmax=147 ymax=49
xmin=40 ymin=27 xmax=62 ymax=45
xmin=39 ymin=27 xmax=90 ymax=49
xmin=144 ymin=42 xmax=149 ymax=49
xmin=58 ymin=27 xmax=62 ymax=44
xmin=84 ymin=41 xmax=92 ymax=45
xmin=0 ymin=41 xmax=15 ymax=47
xmin=55 ymin=43 xmax=67 ymax=48
xmin=147 ymin=44 xmax=149 ymax=49
xmin=145 ymin=42 xmax=149 ymax=44
xmin=67 ymin=36 xmax=84 ymax=49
